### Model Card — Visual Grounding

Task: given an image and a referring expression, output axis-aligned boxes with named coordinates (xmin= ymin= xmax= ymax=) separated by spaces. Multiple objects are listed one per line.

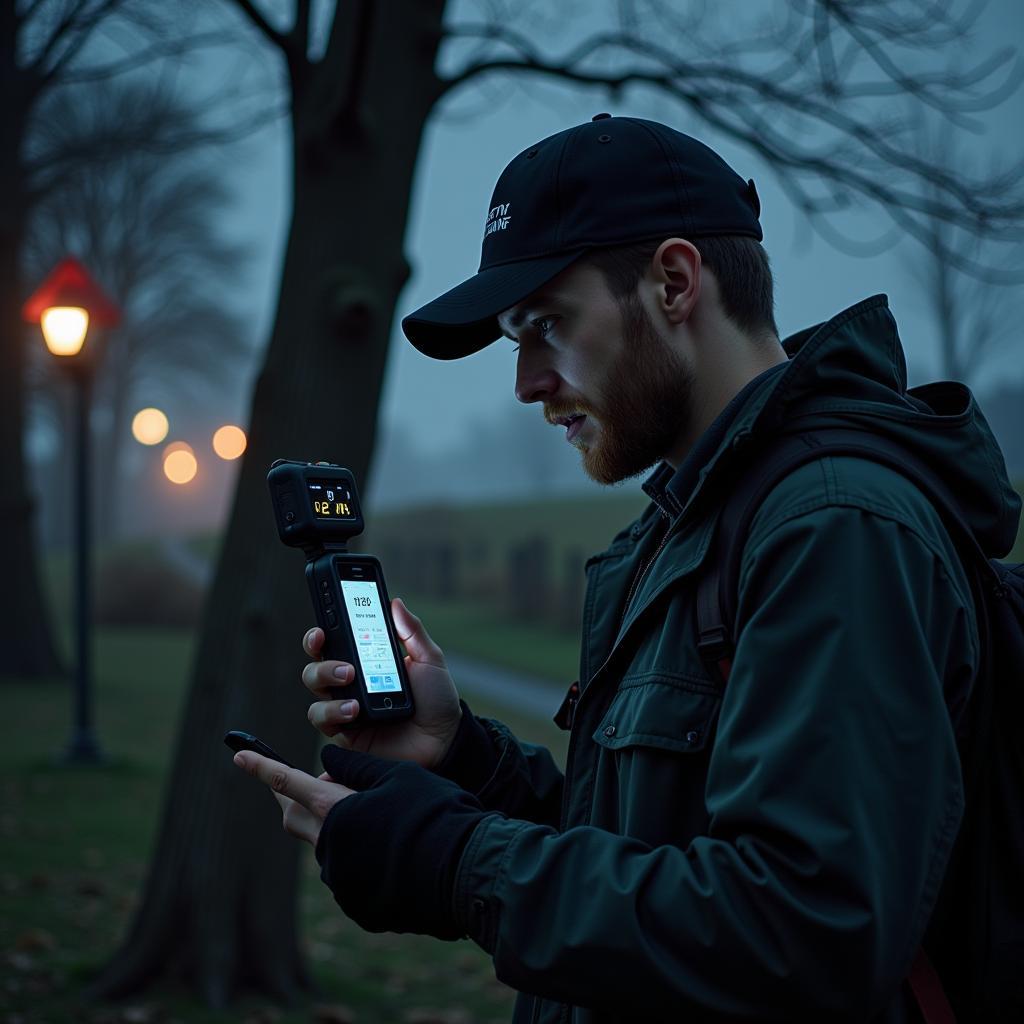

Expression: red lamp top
xmin=22 ymin=257 xmax=121 ymax=327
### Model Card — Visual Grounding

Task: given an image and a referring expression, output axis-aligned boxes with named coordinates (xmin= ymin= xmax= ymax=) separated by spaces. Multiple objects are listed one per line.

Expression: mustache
xmin=544 ymin=401 xmax=595 ymax=426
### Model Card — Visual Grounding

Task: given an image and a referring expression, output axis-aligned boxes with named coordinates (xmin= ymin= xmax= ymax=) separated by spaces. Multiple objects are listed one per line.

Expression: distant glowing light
xmin=132 ymin=408 xmax=169 ymax=446
xmin=163 ymin=442 xmax=197 ymax=485
xmin=212 ymin=424 xmax=247 ymax=460
xmin=40 ymin=307 xmax=89 ymax=356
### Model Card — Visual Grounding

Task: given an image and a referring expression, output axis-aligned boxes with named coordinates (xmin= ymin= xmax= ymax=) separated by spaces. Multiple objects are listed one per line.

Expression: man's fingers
xmin=307 ymin=697 xmax=360 ymax=733
xmin=302 ymin=660 xmax=353 ymax=696
xmin=234 ymin=751 xmax=311 ymax=800
xmin=233 ymin=751 xmax=353 ymax=817
xmin=391 ymin=598 xmax=446 ymax=667
xmin=303 ymin=627 xmax=324 ymax=659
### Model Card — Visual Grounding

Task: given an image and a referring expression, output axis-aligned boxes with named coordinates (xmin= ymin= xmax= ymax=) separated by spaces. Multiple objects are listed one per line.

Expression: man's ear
xmin=650 ymin=238 xmax=700 ymax=326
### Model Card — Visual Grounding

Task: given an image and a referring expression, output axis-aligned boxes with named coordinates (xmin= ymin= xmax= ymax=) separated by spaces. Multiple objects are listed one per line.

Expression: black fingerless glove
xmin=434 ymin=699 xmax=502 ymax=794
xmin=315 ymin=745 xmax=494 ymax=939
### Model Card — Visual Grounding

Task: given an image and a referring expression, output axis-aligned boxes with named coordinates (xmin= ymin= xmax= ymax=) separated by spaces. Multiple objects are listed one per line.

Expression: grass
xmin=2 ymin=527 xmax=575 ymax=1024
xmin=390 ymin=595 xmax=580 ymax=687
xmin=362 ymin=491 xmax=648 ymax=564
xmin=0 ymin=625 xmax=534 ymax=1024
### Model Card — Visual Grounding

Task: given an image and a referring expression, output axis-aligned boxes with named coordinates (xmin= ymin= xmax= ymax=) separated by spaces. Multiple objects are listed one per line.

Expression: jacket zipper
xmin=556 ymin=510 xmax=679 ymax=821
xmin=608 ymin=510 xmax=675 ymax=654
xmin=553 ymin=510 xmax=679 ymax=1024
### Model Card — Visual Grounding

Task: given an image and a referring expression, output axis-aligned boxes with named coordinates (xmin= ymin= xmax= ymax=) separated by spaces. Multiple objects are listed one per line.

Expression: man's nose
xmin=514 ymin=353 xmax=560 ymax=405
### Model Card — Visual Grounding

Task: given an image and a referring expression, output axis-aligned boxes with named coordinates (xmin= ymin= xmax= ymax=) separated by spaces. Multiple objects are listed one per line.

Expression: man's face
xmin=497 ymin=260 xmax=695 ymax=485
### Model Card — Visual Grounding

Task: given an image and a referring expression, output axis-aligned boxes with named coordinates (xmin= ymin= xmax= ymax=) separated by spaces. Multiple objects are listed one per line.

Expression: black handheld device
xmin=224 ymin=730 xmax=297 ymax=769
xmin=266 ymin=459 xmax=414 ymax=726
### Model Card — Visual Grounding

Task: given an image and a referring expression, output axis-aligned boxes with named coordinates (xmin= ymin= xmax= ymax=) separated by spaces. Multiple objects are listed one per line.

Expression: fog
xmin=215 ymin=0 xmax=1024 ymax=513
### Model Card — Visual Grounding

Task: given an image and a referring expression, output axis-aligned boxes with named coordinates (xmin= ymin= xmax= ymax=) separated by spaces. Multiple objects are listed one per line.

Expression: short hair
xmin=582 ymin=235 xmax=779 ymax=342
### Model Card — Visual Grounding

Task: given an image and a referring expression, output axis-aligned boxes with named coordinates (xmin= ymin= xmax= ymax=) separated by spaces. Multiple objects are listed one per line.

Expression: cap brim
xmin=402 ymin=250 xmax=585 ymax=360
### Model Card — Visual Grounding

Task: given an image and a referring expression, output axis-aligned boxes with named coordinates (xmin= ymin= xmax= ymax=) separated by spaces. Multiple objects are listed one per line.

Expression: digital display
xmin=308 ymin=478 xmax=357 ymax=520
xmin=339 ymin=579 xmax=403 ymax=693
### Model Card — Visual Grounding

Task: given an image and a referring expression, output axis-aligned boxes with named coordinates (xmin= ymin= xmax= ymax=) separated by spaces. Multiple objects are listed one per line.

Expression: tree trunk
xmin=0 ymin=39 xmax=65 ymax=679
xmin=90 ymin=0 xmax=448 ymax=1005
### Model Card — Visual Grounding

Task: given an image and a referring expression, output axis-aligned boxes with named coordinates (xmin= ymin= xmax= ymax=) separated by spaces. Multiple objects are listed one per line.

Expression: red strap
xmin=908 ymin=947 xmax=956 ymax=1024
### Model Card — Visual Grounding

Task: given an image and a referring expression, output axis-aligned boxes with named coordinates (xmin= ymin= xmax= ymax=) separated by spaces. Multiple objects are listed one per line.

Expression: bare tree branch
xmin=438 ymin=1 xmax=1024 ymax=279
xmin=32 ymin=0 xmax=127 ymax=81
xmin=14 ymin=0 xmax=51 ymax=30
xmin=57 ymin=29 xmax=241 ymax=84
xmin=293 ymin=0 xmax=312 ymax=58
xmin=900 ymin=120 xmax=1023 ymax=382
xmin=231 ymin=0 xmax=285 ymax=49
xmin=831 ymin=6 xmax=1022 ymax=125
xmin=23 ymin=80 xmax=287 ymax=204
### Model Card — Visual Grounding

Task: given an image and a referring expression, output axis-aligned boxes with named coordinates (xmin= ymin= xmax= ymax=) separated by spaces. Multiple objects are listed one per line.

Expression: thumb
xmin=320 ymin=745 xmax=393 ymax=790
xmin=391 ymin=597 xmax=446 ymax=668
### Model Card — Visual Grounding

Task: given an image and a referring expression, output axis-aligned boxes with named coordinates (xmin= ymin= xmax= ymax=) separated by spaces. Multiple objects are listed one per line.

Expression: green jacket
xmin=448 ymin=295 xmax=1022 ymax=1023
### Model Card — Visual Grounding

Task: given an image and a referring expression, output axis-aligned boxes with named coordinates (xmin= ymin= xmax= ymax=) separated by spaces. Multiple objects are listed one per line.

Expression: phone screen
xmin=338 ymin=577 xmax=403 ymax=693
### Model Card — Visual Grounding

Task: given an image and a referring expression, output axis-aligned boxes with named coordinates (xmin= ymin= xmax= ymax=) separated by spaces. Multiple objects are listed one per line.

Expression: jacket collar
xmin=641 ymin=361 xmax=789 ymax=521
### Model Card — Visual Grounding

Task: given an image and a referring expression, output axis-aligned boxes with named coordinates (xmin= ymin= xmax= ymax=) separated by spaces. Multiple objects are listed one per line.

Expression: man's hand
xmin=232 ymin=751 xmax=352 ymax=847
xmin=301 ymin=597 xmax=462 ymax=769
xmin=234 ymin=743 xmax=491 ymax=938
xmin=324 ymin=746 xmax=493 ymax=937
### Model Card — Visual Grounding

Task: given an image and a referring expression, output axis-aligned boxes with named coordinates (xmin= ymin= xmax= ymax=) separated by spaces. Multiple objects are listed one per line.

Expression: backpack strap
xmin=696 ymin=426 xmax=1003 ymax=683
xmin=694 ymin=424 xmax=1003 ymax=1024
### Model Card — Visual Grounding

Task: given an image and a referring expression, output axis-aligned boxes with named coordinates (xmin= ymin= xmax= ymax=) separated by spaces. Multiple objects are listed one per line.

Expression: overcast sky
xmin=40 ymin=0 xmax=1019 ymax=521
xmin=216 ymin=0 xmax=1022 ymax=471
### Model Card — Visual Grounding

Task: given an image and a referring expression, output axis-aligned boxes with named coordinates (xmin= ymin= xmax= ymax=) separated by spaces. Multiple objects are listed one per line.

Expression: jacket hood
xmin=698 ymin=294 xmax=1021 ymax=558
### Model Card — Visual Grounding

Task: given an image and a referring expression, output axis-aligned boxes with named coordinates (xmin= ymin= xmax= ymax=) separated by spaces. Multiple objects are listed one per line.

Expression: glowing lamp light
xmin=40 ymin=307 xmax=90 ymax=356
xmin=163 ymin=441 xmax=197 ymax=485
xmin=132 ymin=407 xmax=169 ymax=446
xmin=212 ymin=424 xmax=247 ymax=460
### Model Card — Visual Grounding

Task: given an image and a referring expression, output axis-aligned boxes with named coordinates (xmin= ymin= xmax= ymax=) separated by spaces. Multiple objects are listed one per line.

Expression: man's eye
xmin=532 ymin=316 xmax=556 ymax=336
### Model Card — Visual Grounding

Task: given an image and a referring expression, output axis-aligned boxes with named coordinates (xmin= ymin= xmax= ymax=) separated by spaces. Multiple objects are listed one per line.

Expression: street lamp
xmin=212 ymin=424 xmax=246 ymax=460
xmin=131 ymin=407 xmax=169 ymax=446
xmin=40 ymin=307 xmax=90 ymax=355
xmin=23 ymin=258 xmax=120 ymax=764
xmin=163 ymin=441 xmax=198 ymax=485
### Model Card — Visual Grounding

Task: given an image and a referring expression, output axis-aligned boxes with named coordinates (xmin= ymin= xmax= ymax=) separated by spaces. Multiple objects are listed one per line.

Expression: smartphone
xmin=224 ymin=730 xmax=296 ymax=769
xmin=310 ymin=553 xmax=414 ymax=723
xmin=266 ymin=460 xmax=414 ymax=728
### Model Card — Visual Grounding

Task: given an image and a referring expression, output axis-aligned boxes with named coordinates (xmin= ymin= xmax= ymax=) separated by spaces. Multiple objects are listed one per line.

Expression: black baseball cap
xmin=402 ymin=114 xmax=762 ymax=360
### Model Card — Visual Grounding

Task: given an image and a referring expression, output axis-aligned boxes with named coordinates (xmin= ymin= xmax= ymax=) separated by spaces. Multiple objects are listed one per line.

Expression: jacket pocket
xmin=593 ymin=673 xmax=720 ymax=753
xmin=589 ymin=674 xmax=721 ymax=845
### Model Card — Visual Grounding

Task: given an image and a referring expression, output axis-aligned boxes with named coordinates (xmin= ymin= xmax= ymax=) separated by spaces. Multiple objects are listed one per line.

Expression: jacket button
xmin=603 ymin=725 xmax=616 ymax=738
xmin=686 ymin=730 xmax=700 ymax=744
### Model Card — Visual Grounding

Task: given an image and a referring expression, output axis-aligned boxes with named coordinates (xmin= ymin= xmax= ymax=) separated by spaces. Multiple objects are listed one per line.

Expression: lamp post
xmin=24 ymin=259 xmax=120 ymax=763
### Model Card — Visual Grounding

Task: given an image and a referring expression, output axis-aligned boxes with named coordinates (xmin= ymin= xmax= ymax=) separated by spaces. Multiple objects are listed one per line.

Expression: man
xmin=233 ymin=116 xmax=1021 ymax=1021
